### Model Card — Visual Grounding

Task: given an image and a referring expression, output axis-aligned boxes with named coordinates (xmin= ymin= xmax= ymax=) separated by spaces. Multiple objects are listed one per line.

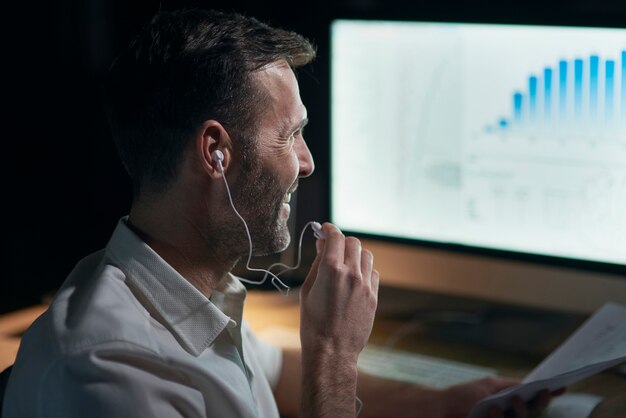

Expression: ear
xmin=196 ymin=120 xmax=232 ymax=179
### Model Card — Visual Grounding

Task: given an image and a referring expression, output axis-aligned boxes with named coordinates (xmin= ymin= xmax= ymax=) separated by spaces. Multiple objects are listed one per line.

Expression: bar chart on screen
xmin=483 ymin=51 xmax=625 ymax=141
xmin=462 ymin=42 xmax=626 ymax=264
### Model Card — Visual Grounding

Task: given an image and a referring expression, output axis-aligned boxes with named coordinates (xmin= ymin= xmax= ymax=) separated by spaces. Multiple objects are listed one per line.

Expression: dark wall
xmin=4 ymin=0 xmax=626 ymax=313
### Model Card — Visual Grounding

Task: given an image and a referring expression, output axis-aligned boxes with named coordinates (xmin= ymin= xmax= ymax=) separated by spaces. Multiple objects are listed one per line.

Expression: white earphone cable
xmin=216 ymin=157 xmax=318 ymax=295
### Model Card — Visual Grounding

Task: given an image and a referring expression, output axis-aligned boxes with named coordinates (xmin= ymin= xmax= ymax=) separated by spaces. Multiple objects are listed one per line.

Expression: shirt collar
xmin=104 ymin=216 xmax=247 ymax=357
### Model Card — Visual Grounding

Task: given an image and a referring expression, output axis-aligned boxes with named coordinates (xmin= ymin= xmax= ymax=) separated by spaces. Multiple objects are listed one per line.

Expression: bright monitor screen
xmin=331 ymin=20 xmax=626 ymax=268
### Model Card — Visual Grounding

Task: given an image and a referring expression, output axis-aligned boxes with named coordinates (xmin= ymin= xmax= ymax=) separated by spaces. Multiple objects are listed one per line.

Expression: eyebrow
xmin=280 ymin=117 xmax=308 ymax=139
xmin=295 ymin=117 xmax=309 ymax=131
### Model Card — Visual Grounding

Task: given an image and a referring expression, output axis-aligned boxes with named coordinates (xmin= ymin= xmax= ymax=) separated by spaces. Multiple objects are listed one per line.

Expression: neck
xmin=128 ymin=192 xmax=239 ymax=298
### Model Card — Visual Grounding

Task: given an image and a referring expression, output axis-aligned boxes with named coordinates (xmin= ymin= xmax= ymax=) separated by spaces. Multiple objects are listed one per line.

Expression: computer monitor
xmin=330 ymin=19 xmax=626 ymax=314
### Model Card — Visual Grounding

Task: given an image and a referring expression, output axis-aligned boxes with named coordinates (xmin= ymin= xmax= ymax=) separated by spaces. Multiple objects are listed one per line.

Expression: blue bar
xmin=574 ymin=59 xmax=583 ymax=121
xmin=529 ymin=75 xmax=538 ymax=124
xmin=514 ymin=92 xmax=523 ymax=124
xmin=589 ymin=55 xmax=599 ymax=121
xmin=559 ymin=60 xmax=567 ymax=123
xmin=606 ymin=60 xmax=615 ymax=124
xmin=544 ymin=68 xmax=553 ymax=123
xmin=499 ymin=118 xmax=509 ymax=129
xmin=622 ymin=51 xmax=626 ymax=120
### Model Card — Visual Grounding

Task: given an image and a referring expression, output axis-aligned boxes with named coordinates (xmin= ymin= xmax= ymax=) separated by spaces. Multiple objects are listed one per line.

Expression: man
xmin=3 ymin=9 xmax=559 ymax=418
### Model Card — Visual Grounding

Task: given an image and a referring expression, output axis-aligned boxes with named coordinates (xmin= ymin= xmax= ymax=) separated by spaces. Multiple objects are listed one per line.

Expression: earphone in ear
xmin=212 ymin=150 xmax=224 ymax=166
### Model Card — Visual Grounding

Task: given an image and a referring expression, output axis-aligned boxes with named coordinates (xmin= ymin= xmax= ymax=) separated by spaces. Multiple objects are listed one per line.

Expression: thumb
xmin=300 ymin=240 xmax=324 ymax=296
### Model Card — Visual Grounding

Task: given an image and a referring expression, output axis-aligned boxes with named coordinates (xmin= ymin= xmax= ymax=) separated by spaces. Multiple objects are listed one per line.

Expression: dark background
xmin=4 ymin=0 xmax=626 ymax=314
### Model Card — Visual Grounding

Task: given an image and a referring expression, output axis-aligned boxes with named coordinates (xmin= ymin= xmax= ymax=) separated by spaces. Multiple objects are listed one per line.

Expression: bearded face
xmin=229 ymin=148 xmax=295 ymax=256
xmin=204 ymin=61 xmax=313 ymax=263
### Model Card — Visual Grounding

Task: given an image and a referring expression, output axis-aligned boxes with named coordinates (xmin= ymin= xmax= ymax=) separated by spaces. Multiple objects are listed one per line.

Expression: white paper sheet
xmin=524 ymin=303 xmax=626 ymax=383
xmin=468 ymin=356 xmax=625 ymax=418
xmin=468 ymin=302 xmax=626 ymax=418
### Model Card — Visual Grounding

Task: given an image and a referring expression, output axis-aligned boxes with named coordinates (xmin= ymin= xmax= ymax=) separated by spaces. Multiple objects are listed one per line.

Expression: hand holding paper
xmin=468 ymin=303 xmax=626 ymax=418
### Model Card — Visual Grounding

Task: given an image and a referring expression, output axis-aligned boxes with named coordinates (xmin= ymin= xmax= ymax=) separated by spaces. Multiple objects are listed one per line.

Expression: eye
xmin=285 ymin=130 xmax=298 ymax=143
xmin=290 ymin=127 xmax=304 ymax=141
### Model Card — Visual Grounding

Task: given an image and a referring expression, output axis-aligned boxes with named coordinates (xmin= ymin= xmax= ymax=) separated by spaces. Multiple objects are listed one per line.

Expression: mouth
xmin=283 ymin=184 xmax=298 ymax=204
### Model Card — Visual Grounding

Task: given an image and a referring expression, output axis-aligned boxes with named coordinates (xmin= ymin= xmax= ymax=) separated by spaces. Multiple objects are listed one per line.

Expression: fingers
xmin=360 ymin=249 xmax=372 ymax=277
xmin=314 ymin=223 xmax=378 ymax=292
xmin=308 ymin=222 xmax=380 ymax=299
xmin=320 ymin=223 xmax=345 ymax=266
xmin=526 ymin=390 xmax=551 ymax=416
xmin=510 ymin=396 xmax=528 ymax=418
xmin=501 ymin=390 xmax=556 ymax=418
xmin=489 ymin=405 xmax=503 ymax=418
xmin=315 ymin=238 xmax=324 ymax=255
xmin=301 ymin=239 xmax=324 ymax=295
xmin=360 ymin=249 xmax=376 ymax=292
xmin=345 ymin=237 xmax=362 ymax=279
xmin=371 ymin=269 xmax=380 ymax=296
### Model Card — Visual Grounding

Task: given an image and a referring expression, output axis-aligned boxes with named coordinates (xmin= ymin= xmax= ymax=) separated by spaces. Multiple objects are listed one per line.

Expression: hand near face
xmin=300 ymin=222 xmax=379 ymax=360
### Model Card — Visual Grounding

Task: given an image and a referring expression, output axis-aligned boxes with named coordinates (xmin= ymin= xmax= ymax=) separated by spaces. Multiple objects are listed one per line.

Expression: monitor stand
xmin=376 ymin=285 xmax=585 ymax=359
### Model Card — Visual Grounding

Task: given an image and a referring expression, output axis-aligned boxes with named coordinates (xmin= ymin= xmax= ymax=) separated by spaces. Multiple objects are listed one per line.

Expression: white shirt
xmin=3 ymin=218 xmax=283 ymax=418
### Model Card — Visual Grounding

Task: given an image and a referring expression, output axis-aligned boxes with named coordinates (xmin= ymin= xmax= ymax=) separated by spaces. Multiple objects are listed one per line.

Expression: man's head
xmin=105 ymin=8 xmax=315 ymax=197
xmin=105 ymin=9 xmax=316 ymax=257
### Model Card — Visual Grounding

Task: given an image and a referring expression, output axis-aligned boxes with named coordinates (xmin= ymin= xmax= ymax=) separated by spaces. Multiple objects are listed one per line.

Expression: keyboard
xmin=358 ymin=345 xmax=497 ymax=388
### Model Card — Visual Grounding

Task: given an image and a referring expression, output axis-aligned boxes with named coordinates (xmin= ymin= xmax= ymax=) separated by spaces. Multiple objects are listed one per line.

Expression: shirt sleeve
xmin=242 ymin=321 xmax=283 ymax=390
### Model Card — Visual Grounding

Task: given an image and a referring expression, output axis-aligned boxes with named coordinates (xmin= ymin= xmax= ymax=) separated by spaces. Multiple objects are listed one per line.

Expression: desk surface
xmin=243 ymin=291 xmax=626 ymax=418
xmin=1 ymin=291 xmax=625 ymax=417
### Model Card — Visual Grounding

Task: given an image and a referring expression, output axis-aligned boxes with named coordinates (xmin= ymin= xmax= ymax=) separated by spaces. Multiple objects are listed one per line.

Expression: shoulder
xmin=4 ymin=251 xmax=172 ymax=417
xmin=22 ymin=250 xmax=160 ymax=360
xmin=4 ymin=342 xmax=205 ymax=418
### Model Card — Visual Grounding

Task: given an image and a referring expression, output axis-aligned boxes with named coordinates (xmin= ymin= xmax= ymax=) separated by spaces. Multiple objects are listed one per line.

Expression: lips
xmin=284 ymin=183 xmax=298 ymax=203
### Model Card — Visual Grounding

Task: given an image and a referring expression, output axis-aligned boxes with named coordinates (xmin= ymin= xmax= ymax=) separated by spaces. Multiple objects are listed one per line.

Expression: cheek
xmin=267 ymin=143 xmax=300 ymax=188
xmin=273 ymin=145 xmax=299 ymax=178
xmin=285 ymin=151 xmax=300 ymax=183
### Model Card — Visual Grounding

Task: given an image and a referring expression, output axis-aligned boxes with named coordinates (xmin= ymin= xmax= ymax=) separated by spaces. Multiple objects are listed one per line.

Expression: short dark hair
xmin=104 ymin=9 xmax=316 ymax=196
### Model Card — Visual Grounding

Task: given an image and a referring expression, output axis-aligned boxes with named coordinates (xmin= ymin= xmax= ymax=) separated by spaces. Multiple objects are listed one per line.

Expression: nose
xmin=296 ymin=136 xmax=315 ymax=178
